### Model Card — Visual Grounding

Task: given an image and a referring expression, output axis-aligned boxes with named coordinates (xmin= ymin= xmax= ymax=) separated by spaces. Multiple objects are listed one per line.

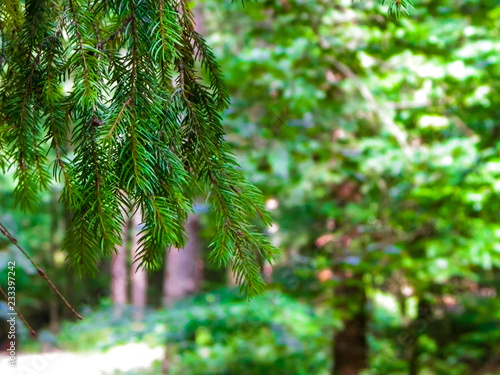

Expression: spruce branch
xmin=0 ymin=0 xmax=279 ymax=296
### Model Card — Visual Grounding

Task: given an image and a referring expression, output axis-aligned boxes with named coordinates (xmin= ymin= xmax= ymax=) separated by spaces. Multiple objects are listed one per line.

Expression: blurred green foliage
xmin=200 ymin=0 xmax=500 ymax=372
xmin=55 ymin=289 xmax=335 ymax=374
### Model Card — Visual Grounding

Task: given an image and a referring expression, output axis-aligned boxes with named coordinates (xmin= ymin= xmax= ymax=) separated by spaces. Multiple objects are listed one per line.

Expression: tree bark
xmin=227 ymin=265 xmax=238 ymax=287
xmin=162 ymin=213 xmax=202 ymax=374
xmin=333 ymin=271 xmax=368 ymax=375
xmin=63 ymin=208 xmax=76 ymax=320
xmin=163 ymin=213 xmax=202 ymax=306
xmin=49 ymin=189 xmax=59 ymax=333
xmin=131 ymin=212 xmax=147 ymax=320
xmin=408 ymin=297 xmax=432 ymax=375
xmin=111 ymin=215 xmax=129 ymax=316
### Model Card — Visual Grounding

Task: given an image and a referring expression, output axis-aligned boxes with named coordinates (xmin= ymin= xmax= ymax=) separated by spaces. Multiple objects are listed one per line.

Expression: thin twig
xmin=98 ymin=16 xmax=132 ymax=50
xmin=0 ymin=222 xmax=82 ymax=320
xmin=0 ymin=286 xmax=36 ymax=336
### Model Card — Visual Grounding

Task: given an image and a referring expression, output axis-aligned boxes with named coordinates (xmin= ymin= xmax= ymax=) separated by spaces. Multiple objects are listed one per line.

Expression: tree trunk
xmin=162 ymin=213 xmax=202 ymax=374
xmin=163 ymin=214 xmax=202 ymax=306
xmin=131 ymin=212 xmax=147 ymax=320
xmin=63 ymin=208 xmax=76 ymax=320
xmin=111 ymin=214 xmax=129 ymax=317
xmin=333 ymin=271 xmax=368 ymax=375
xmin=408 ymin=297 xmax=432 ymax=375
xmin=49 ymin=189 xmax=59 ymax=333
xmin=227 ymin=265 xmax=238 ymax=287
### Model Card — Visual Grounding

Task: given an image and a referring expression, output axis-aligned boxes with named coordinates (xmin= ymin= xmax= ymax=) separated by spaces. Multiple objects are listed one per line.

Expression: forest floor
xmin=0 ymin=342 xmax=163 ymax=374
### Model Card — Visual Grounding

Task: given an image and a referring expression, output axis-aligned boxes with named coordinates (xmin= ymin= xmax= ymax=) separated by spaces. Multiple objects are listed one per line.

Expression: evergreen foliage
xmin=0 ymin=0 xmax=279 ymax=295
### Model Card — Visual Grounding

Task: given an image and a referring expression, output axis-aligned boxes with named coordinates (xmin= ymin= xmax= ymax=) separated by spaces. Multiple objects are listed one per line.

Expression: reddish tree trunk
xmin=227 ymin=266 xmax=238 ymax=287
xmin=162 ymin=213 xmax=202 ymax=374
xmin=111 ymin=217 xmax=129 ymax=307
xmin=131 ymin=212 xmax=147 ymax=320
xmin=163 ymin=214 xmax=202 ymax=306
xmin=49 ymin=190 xmax=59 ymax=333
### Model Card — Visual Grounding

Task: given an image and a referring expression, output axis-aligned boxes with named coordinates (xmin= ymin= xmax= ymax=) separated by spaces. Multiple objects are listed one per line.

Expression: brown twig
xmin=98 ymin=16 xmax=132 ymax=51
xmin=0 ymin=222 xmax=82 ymax=320
xmin=0 ymin=286 xmax=36 ymax=336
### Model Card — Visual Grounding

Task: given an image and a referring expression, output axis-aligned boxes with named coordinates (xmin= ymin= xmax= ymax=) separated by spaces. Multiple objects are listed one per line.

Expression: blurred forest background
xmin=1 ymin=0 xmax=500 ymax=374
